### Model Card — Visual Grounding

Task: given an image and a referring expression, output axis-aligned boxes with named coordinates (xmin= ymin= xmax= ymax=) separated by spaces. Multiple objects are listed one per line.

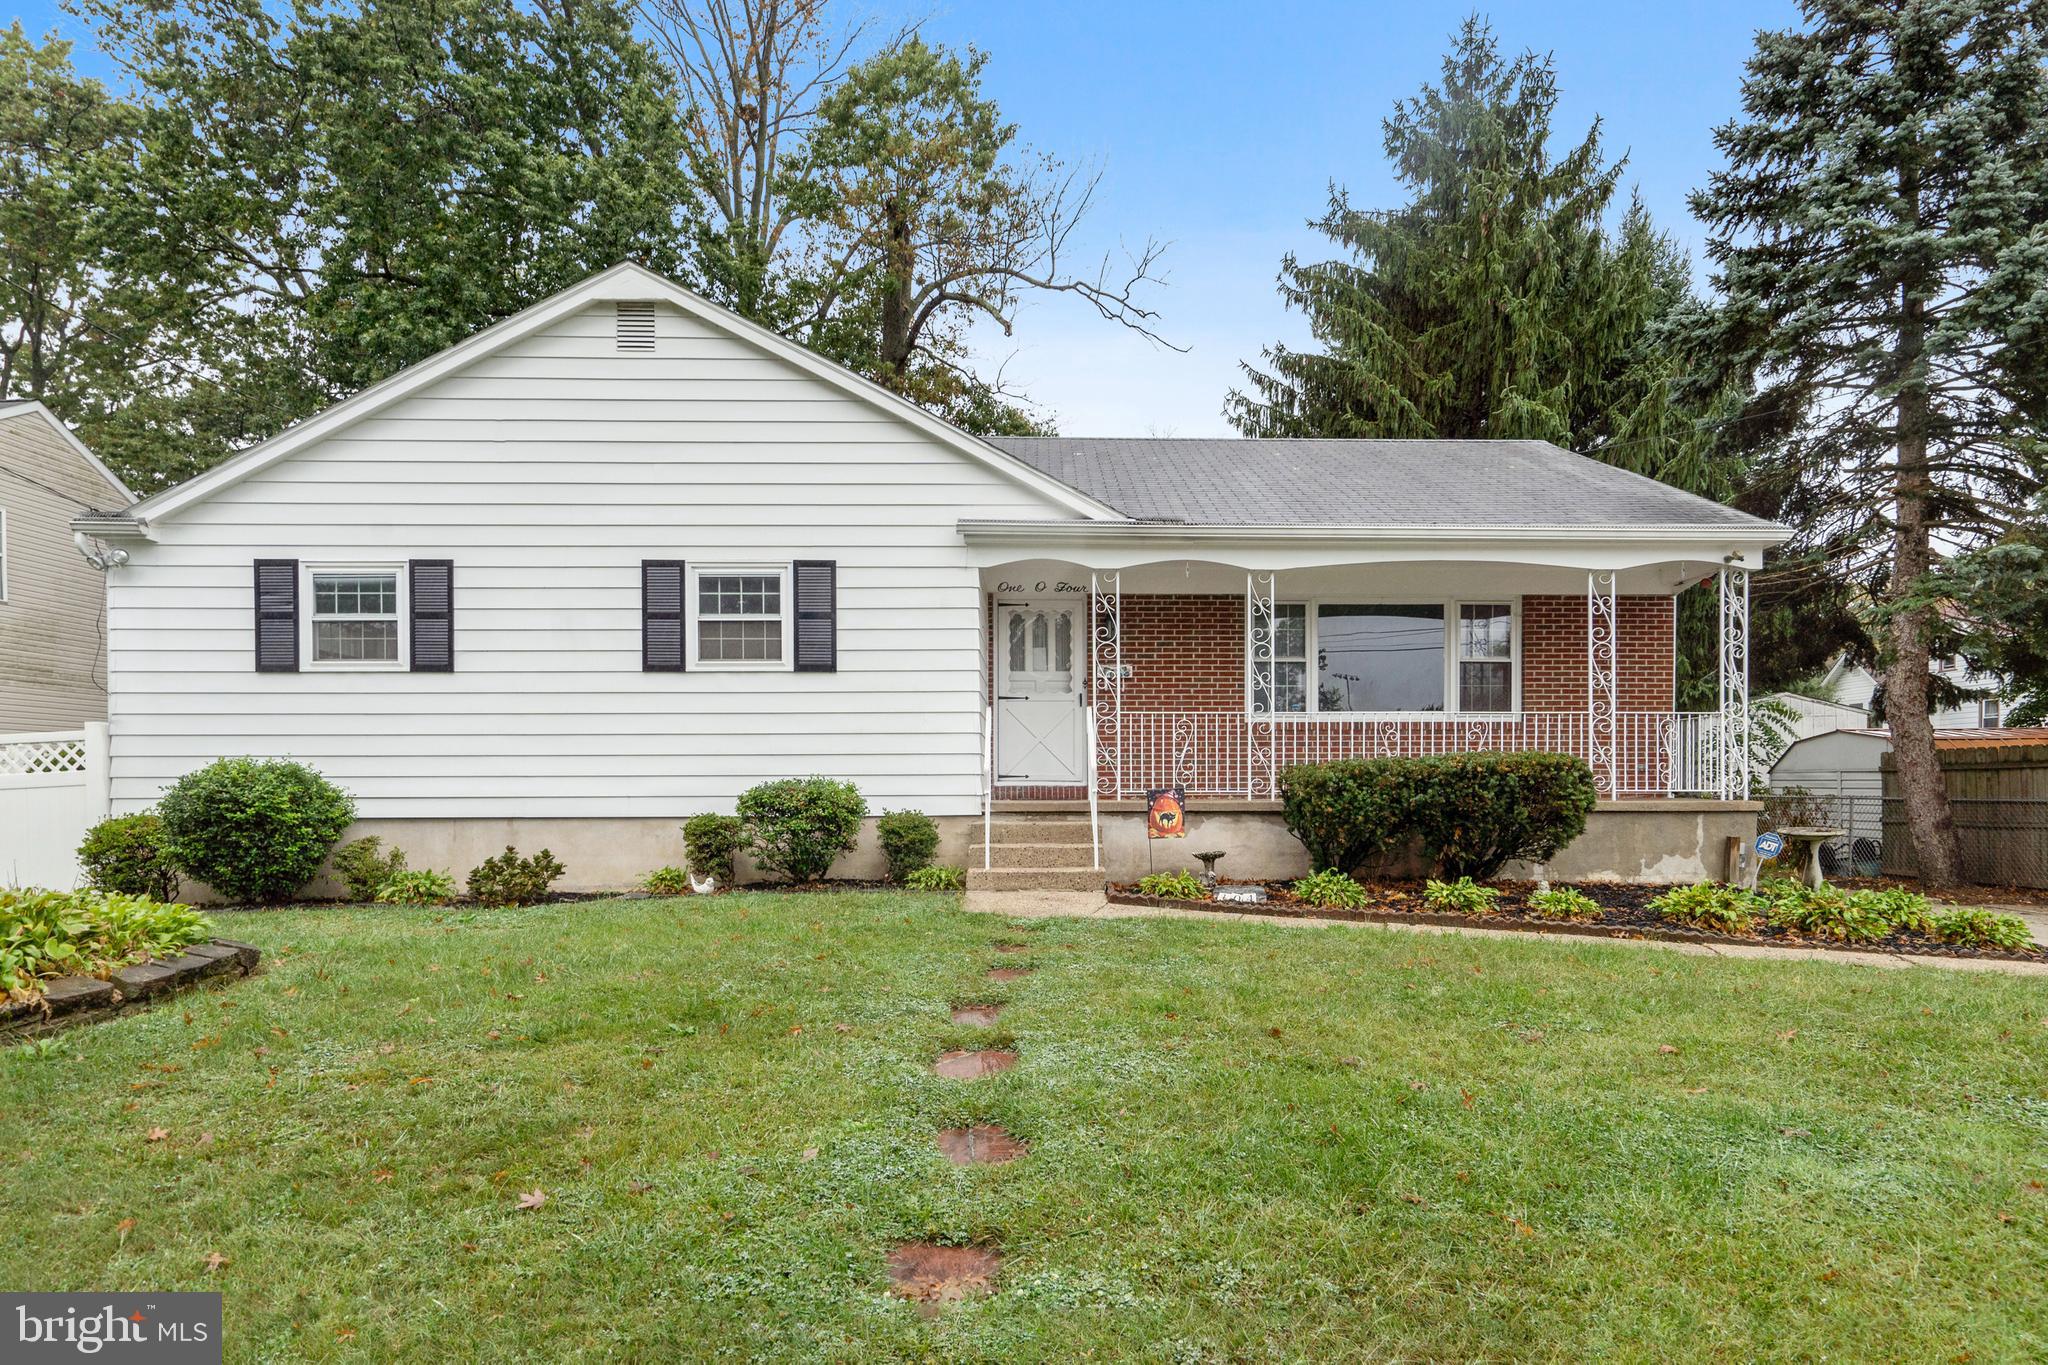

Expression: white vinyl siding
xmin=102 ymin=301 xmax=1074 ymax=816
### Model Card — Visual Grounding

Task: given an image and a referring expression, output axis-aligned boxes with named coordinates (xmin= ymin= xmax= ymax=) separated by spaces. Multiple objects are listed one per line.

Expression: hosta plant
xmin=0 ymin=889 xmax=210 ymax=999
xmin=1648 ymin=883 xmax=1759 ymax=935
xmin=1292 ymin=869 xmax=1369 ymax=910
xmin=1423 ymin=876 xmax=1501 ymax=915
xmin=1525 ymin=887 xmax=1602 ymax=921
xmin=1928 ymin=908 xmax=2035 ymax=952
xmin=1851 ymin=887 xmax=1937 ymax=935
xmin=1137 ymin=870 xmax=1207 ymax=901
xmin=906 ymin=864 xmax=966 ymax=891
xmin=1760 ymin=884 xmax=1890 ymax=943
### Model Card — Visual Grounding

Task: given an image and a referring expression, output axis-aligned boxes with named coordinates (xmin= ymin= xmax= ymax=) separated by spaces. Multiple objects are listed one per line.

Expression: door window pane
xmin=1316 ymin=604 xmax=1445 ymax=712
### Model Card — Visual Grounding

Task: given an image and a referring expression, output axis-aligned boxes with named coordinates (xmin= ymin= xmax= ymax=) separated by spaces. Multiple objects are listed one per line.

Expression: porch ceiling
xmin=978 ymin=556 xmax=1724 ymax=598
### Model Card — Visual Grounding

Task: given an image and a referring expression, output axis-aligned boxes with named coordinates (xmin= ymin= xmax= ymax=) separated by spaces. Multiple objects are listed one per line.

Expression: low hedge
xmin=1278 ymin=751 xmax=1597 ymax=880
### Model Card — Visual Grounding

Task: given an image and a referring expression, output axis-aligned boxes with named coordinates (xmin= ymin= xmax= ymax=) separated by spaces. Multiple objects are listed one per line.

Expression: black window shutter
xmin=793 ymin=560 xmax=837 ymax=673
xmin=410 ymin=560 xmax=454 ymax=672
xmin=643 ymin=560 xmax=685 ymax=671
xmin=254 ymin=559 xmax=298 ymax=672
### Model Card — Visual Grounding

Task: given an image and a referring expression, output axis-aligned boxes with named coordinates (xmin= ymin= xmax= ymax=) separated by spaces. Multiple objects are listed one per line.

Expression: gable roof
xmin=108 ymin=263 xmax=1121 ymax=525
xmin=986 ymin=437 xmax=1781 ymax=532
xmin=0 ymin=400 xmax=135 ymax=507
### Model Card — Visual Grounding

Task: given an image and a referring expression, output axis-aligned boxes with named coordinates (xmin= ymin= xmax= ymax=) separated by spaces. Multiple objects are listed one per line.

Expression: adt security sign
xmin=1755 ymin=831 xmax=1785 ymax=860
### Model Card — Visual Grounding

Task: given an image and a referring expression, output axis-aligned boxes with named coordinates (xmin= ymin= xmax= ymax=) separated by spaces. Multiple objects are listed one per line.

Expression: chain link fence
xmin=1763 ymin=789 xmax=2048 ymax=890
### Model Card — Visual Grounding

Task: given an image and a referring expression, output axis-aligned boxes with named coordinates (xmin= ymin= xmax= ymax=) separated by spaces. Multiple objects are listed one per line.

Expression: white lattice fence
xmin=0 ymin=724 xmax=109 ymax=889
xmin=0 ymin=731 xmax=88 ymax=776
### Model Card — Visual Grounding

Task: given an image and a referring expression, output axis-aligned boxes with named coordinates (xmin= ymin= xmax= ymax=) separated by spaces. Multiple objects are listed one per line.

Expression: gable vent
xmin=616 ymin=301 xmax=656 ymax=352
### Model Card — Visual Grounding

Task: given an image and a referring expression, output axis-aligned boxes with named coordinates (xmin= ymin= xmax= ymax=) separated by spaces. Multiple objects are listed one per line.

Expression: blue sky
xmin=17 ymin=0 xmax=1800 ymax=434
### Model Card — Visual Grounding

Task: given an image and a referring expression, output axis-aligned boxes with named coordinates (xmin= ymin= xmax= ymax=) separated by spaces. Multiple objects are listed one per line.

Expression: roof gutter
xmin=955 ymin=519 xmax=1793 ymax=546
xmin=71 ymin=512 xmax=154 ymax=541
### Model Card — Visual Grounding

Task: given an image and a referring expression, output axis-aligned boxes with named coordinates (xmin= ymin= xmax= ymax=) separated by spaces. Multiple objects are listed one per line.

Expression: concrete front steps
xmin=966 ymin=807 xmax=1104 ymax=893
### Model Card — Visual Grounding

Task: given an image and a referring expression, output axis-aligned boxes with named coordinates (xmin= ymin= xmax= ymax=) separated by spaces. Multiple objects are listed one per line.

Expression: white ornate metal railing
xmin=1104 ymin=711 xmax=1725 ymax=800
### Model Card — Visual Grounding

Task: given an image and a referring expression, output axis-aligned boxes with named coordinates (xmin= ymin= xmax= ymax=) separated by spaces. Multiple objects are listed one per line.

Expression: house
xmin=0 ymin=401 xmax=134 ymax=730
xmin=1812 ymin=653 xmax=2006 ymax=730
xmin=60 ymin=264 xmax=1786 ymax=891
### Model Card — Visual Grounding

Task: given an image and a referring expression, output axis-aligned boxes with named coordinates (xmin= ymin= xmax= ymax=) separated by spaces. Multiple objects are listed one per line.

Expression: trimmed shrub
xmin=737 ymin=778 xmax=866 ymax=883
xmin=375 ymin=869 xmax=457 ymax=906
xmin=1402 ymin=753 xmax=1598 ymax=880
xmin=906 ymin=864 xmax=965 ymax=891
xmin=332 ymin=836 xmax=406 ymax=903
xmin=1137 ymin=870 xmax=1206 ymax=900
xmin=1 ymin=888 xmax=210 ymax=999
xmin=77 ymin=813 xmax=179 ymax=902
xmin=877 ymin=810 xmax=941 ymax=882
xmin=683 ymin=814 xmax=743 ymax=886
xmin=1928 ymin=908 xmax=2035 ymax=952
xmin=1423 ymin=876 xmax=1501 ymax=914
xmin=1648 ymin=882 xmax=1759 ymax=935
xmin=641 ymin=866 xmax=692 ymax=896
xmin=157 ymin=758 xmax=356 ymax=904
xmin=1292 ymin=869 xmax=1369 ymax=910
xmin=466 ymin=847 xmax=565 ymax=907
xmin=1277 ymin=759 xmax=1410 ymax=874
xmin=1279 ymin=751 xmax=1596 ymax=880
xmin=1526 ymin=887 xmax=1602 ymax=921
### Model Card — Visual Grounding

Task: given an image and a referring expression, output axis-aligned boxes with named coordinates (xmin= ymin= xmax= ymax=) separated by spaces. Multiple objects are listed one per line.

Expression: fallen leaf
xmin=788 ymin=1025 xmax=803 ymax=1036
xmin=335 ymin=1327 xmax=356 ymax=1342
xmin=486 ymin=1030 xmax=501 ymax=1041
xmin=1779 ymin=1126 xmax=1812 ymax=1138
xmin=115 ymin=1217 xmax=136 ymax=1240
xmin=1459 ymin=1088 xmax=1476 ymax=1109
xmin=197 ymin=1132 xmax=214 ymax=1146
xmin=1269 ymin=1027 xmax=1282 ymax=1038
xmin=1657 ymin=1044 xmax=1678 ymax=1055
xmin=145 ymin=1128 xmax=169 ymax=1143
xmin=1400 ymin=1193 xmax=1428 ymax=1206
xmin=1338 ymin=1055 xmax=1362 ymax=1067
xmin=832 ymin=1022 xmax=852 ymax=1034
xmin=1777 ymin=1028 xmax=1799 ymax=1042
xmin=372 ymin=1169 xmax=394 ymax=1183
xmin=628 ymin=1181 xmax=654 ymax=1196
xmin=800 ymin=1147 xmax=818 ymax=1162
xmin=204 ymin=1251 xmax=228 ymax=1272
xmin=517 ymin=1188 xmax=547 ymax=1211
xmin=1996 ymin=1211 xmax=2015 ymax=1224
xmin=377 ymin=1043 xmax=396 ymax=1055
xmin=1685 ymin=1086 xmax=1709 ymax=1095
xmin=1408 ymin=1080 xmax=1427 ymax=1092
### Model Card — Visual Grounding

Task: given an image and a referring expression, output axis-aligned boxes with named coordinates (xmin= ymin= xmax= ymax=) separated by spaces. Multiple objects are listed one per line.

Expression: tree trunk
xmin=877 ymin=197 xmax=914 ymax=390
xmin=1887 ymin=285 xmax=1966 ymax=888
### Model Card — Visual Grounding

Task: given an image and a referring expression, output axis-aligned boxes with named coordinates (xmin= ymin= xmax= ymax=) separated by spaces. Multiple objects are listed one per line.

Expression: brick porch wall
xmin=988 ymin=591 xmax=1680 ymax=797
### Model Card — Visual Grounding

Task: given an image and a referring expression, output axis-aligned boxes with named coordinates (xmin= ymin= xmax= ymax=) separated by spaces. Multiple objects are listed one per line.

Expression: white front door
xmin=995 ymin=602 xmax=1087 ymax=783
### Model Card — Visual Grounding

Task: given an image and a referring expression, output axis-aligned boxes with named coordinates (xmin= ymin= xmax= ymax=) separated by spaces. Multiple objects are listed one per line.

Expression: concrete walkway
xmin=962 ymin=891 xmax=2048 ymax=978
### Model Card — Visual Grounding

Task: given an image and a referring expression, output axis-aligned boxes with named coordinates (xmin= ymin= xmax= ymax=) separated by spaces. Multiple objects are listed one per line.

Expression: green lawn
xmin=3 ymin=893 xmax=2046 ymax=1361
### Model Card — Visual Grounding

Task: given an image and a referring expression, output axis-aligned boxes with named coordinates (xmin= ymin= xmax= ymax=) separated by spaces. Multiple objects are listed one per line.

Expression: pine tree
xmin=1228 ymin=18 xmax=1726 ymax=495
xmin=1689 ymin=0 xmax=2048 ymax=887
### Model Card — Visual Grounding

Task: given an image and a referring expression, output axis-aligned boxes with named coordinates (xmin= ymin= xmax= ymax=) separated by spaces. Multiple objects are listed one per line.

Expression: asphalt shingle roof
xmin=985 ymin=437 xmax=1776 ymax=530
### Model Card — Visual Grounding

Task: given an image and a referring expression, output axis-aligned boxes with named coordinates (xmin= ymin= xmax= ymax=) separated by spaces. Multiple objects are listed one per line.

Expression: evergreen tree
xmin=1688 ymin=0 xmax=2048 ymax=887
xmin=1229 ymin=18 xmax=1727 ymax=495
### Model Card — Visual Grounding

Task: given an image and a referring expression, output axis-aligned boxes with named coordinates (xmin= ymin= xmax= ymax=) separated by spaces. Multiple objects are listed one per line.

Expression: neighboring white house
xmin=0 ymin=401 xmax=134 ymax=729
xmin=1809 ymin=652 xmax=2006 ymax=731
xmin=51 ymin=264 xmax=1788 ymax=891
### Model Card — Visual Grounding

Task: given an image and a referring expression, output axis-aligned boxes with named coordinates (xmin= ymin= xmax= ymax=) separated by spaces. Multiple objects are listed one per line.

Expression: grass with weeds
xmin=2 ymin=892 xmax=2045 ymax=1360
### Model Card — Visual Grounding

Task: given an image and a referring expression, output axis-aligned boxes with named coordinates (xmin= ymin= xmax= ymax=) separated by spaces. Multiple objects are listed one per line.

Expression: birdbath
xmin=1192 ymin=850 xmax=1227 ymax=889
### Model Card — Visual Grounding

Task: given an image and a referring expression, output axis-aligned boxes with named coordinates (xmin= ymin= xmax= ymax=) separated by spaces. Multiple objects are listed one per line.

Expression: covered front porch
xmin=968 ymin=537 xmax=1757 ymax=808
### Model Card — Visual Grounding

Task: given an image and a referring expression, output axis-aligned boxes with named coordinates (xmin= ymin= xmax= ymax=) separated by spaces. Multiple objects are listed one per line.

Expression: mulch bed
xmin=1106 ymin=879 xmax=2046 ymax=964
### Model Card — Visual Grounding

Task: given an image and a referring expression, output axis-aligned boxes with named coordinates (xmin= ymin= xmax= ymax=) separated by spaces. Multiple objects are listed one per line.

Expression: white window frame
xmin=1250 ymin=596 xmax=1521 ymax=718
xmin=1980 ymin=697 xmax=2003 ymax=728
xmin=303 ymin=562 xmax=407 ymax=672
xmin=686 ymin=563 xmax=794 ymax=672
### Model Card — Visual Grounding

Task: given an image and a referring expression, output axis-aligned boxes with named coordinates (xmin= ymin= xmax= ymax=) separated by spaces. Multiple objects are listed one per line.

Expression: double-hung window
xmin=1253 ymin=603 xmax=1310 ymax=713
xmin=1455 ymin=603 xmax=1515 ymax=712
xmin=308 ymin=566 xmax=403 ymax=669
xmin=689 ymin=564 xmax=792 ymax=669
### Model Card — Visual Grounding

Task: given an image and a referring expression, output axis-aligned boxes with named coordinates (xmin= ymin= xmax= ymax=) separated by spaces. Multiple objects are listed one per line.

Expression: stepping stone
xmin=931 ymin=1049 xmax=1016 ymax=1079
xmin=986 ymin=967 xmax=1031 ymax=983
xmin=936 ymin=1124 xmax=1028 ymax=1165
xmin=886 ymin=1243 xmax=1001 ymax=1304
xmin=950 ymin=1004 xmax=1003 ymax=1027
